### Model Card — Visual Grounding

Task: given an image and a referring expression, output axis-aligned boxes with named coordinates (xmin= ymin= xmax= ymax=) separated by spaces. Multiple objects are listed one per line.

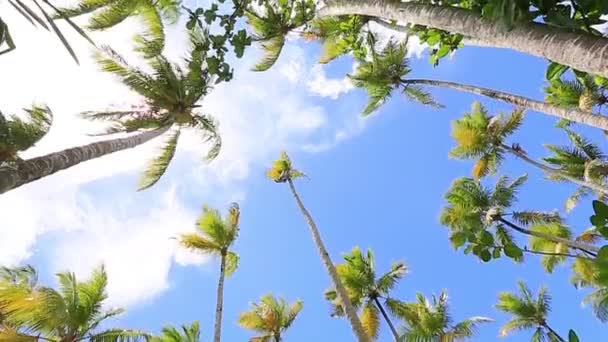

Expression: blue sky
xmin=0 ymin=7 xmax=607 ymax=342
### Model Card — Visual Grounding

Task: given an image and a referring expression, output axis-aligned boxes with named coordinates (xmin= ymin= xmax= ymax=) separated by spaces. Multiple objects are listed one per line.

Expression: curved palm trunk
xmin=318 ymin=0 xmax=608 ymax=77
xmin=286 ymin=179 xmax=370 ymax=342
xmin=214 ymin=253 xmax=227 ymax=342
xmin=403 ymin=79 xmax=608 ymax=131
xmin=372 ymin=297 xmax=399 ymax=341
xmin=498 ymin=218 xmax=599 ymax=256
xmin=544 ymin=325 xmax=565 ymax=342
xmin=501 ymin=144 xmax=608 ymax=195
xmin=0 ymin=126 xmax=170 ymax=195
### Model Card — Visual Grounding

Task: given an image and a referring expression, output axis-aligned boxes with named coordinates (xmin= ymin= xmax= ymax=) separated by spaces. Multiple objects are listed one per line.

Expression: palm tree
xmin=245 ymin=0 xmax=315 ymax=71
xmin=545 ymin=74 xmax=607 ymax=113
xmin=0 ymin=265 xmax=149 ymax=341
xmin=0 ymin=105 xmax=52 ymax=166
xmin=238 ymin=294 xmax=303 ymax=342
xmin=325 ymin=247 xmax=406 ymax=341
xmin=54 ymin=0 xmax=179 ymax=57
xmin=178 ymin=203 xmax=241 ymax=342
xmin=0 ymin=30 xmax=222 ymax=195
xmin=317 ymin=0 xmax=608 ymax=78
xmin=449 ymin=102 xmax=608 ymax=194
xmin=570 ymin=256 xmax=608 ymax=322
xmin=496 ymin=281 xmax=564 ymax=342
xmin=151 ymin=321 xmax=201 ymax=342
xmin=0 ymin=265 xmax=38 ymax=328
xmin=440 ymin=175 xmax=599 ymax=261
xmin=543 ymin=129 xmax=608 ymax=212
xmin=388 ymin=291 xmax=491 ymax=341
xmin=267 ymin=152 xmax=370 ymax=342
xmin=349 ymin=41 xmax=608 ymax=131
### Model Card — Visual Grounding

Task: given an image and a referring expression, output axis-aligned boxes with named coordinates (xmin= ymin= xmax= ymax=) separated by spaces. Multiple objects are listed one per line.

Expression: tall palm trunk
xmin=0 ymin=126 xmax=170 ymax=194
xmin=214 ymin=252 xmax=227 ymax=342
xmin=500 ymin=144 xmax=608 ymax=195
xmin=286 ymin=178 xmax=370 ymax=342
xmin=402 ymin=79 xmax=608 ymax=131
xmin=318 ymin=0 xmax=608 ymax=78
xmin=498 ymin=218 xmax=599 ymax=256
xmin=372 ymin=297 xmax=399 ymax=341
xmin=544 ymin=324 xmax=565 ymax=342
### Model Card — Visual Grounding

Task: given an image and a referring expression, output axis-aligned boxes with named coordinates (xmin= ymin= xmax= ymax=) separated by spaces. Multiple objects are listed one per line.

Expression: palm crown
xmin=54 ymin=0 xmax=180 ymax=57
xmin=178 ymin=203 xmax=240 ymax=275
xmin=496 ymin=281 xmax=562 ymax=341
xmin=151 ymin=321 xmax=201 ymax=342
xmin=0 ymin=105 xmax=52 ymax=165
xmin=0 ymin=265 xmax=148 ymax=341
xmin=84 ymin=30 xmax=222 ymax=190
xmin=389 ymin=291 xmax=491 ymax=342
xmin=545 ymin=74 xmax=607 ymax=113
xmin=238 ymin=294 xmax=303 ymax=342
xmin=449 ymin=102 xmax=523 ymax=179
xmin=543 ymin=129 xmax=608 ymax=212
xmin=325 ymin=247 xmax=407 ymax=340
xmin=349 ymin=41 xmax=440 ymax=116
xmin=440 ymin=175 xmax=577 ymax=266
xmin=246 ymin=0 xmax=315 ymax=71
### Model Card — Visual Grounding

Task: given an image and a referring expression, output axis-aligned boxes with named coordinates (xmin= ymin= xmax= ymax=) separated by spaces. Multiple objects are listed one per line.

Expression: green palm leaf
xmin=138 ymin=128 xmax=179 ymax=191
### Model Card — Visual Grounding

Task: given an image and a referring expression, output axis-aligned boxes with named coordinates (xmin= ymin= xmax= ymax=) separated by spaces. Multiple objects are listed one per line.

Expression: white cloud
xmin=0 ymin=11 xmax=368 ymax=308
xmin=306 ymin=65 xmax=354 ymax=99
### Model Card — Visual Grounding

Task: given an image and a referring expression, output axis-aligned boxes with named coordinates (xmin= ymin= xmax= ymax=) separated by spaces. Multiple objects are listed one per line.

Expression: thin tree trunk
xmin=544 ymin=324 xmax=566 ymax=342
xmin=498 ymin=218 xmax=599 ymax=255
xmin=372 ymin=297 xmax=399 ymax=341
xmin=318 ymin=0 xmax=608 ymax=77
xmin=501 ymin=144 xmax=608 ymax=195
xmin=214 ymin=252 xmax=227 ymax=342
xmin=286 ymin=178 xmax=370 ymax=342
xmin=403 ymin=78 xmax=608 ymax=131
xmin=0 ymin=125 xmax=171 ymax=195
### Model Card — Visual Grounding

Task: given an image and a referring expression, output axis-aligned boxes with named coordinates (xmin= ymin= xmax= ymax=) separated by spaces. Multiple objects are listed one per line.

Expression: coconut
xmin=578 ymin=91 xmax=597 ymax=111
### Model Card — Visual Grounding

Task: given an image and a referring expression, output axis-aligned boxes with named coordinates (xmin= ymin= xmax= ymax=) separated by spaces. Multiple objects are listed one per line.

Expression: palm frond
xmin=178 ymin=233 xmax=221 ymax=254
xmin=403 ymin=85 xmax=443 ymax=108
xmin=88 ymin=0 xmax=138 ymax=30
xmin=360 ymin=301 xmax=379 ymax=340
xmin=252 ymin=35 xmax=285 ymax=72
xmin=224 ymin=251 xmax=239 ymax=277
xmin=133 ymin=2 xmax=165 ymax=58
xmin=138 ymin=128 xmax=179 ymax=191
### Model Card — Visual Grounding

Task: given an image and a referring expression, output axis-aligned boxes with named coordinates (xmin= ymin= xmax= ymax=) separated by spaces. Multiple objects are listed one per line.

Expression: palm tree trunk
xmin=402 ymin=79 xmax=608 ymax=131
xmin=501 ymin=144 xmax=608 ymax=195
xmin=214 ymin=252 xmax=227 ymax=342
xmin=286 ymin=178 xmax=370 ymax=342
xmin=0 ymin=126 xmax=170 ymax=195
xmin=498 ymin=218 xmax=599 ymax=256
xmin=372 ymin=297 xmax=399 ymax=341
xmin=318 ymin=0 xmax=608 ymax=77
xmin=544 ymin=324 xmax=566 ymax=342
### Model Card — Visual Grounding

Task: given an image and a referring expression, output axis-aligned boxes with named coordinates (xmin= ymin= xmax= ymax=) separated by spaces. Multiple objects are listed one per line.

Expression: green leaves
xmin=590 ymin=200 xmax=608 ymax=239
xmin=267 ymin=151 xmax=306 ymax=183
xmin=546 ymin=62 xmax=569 ymax=81
xmin=239 ymin=294 xmax=304 ymax=341
xmin=568 ymin=330 xmax=580 ymax=342
xmin=0 ymin=104 xmax=53 ymax=164
xmin=138 ymin=128 xmax=179 ymax=191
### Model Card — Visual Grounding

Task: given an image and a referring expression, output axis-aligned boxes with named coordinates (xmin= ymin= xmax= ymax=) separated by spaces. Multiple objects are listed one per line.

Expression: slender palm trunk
xmin=286 ymin=178 xmax=370 ymax=342
xmin=0 ymin=125 xmax=171 ymax=195
xmin=544 ymin=324 xmax=566 ymax=342
xmin=318 ymin=0 xmax=608 ymax=77
xmin=214 ymin=252 xmax=227 ymax=342
xmin=372 ymin=297 xmax=399 ymax=341
xmin=501 ymin=144 xmax=608 ymax=195
xmin=498 ymin=218 xmax=599 ymax=256
xmin=402 ymin=79 xmax=608 ymax=131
